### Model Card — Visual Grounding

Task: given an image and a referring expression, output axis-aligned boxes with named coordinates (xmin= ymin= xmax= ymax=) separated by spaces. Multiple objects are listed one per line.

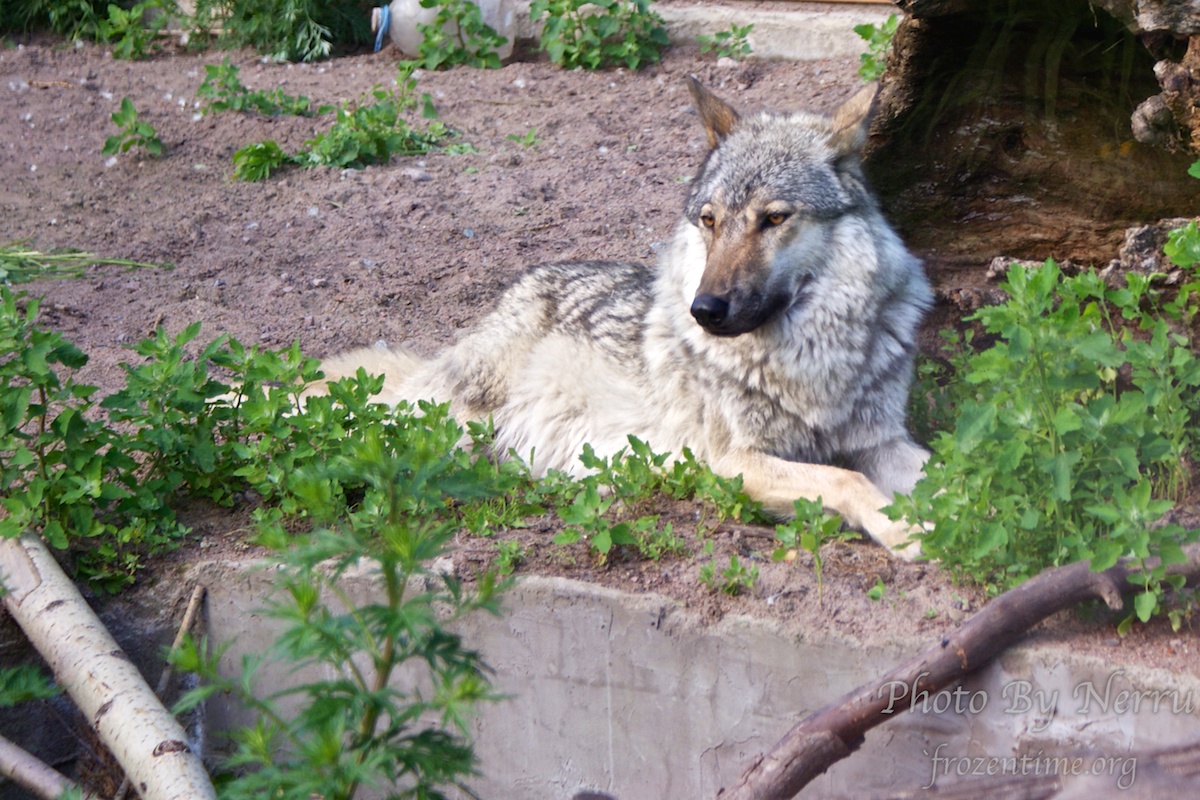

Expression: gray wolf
xmin=318 ymin=78 xmax=932 ymax=558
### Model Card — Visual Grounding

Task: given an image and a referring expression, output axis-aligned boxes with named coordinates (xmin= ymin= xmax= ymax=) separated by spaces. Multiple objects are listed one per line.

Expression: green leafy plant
xmin=699 ymin=549 xmax=758 ymax=596
xmin=18 ymin=0 xmax=104 ymax=42
xmin=460 ymin=493 xmax=540 ymax=536
xmin=867 ymin=577 xmax=887 ymax=602
xmin=530 ymin=0 xmax=668 ymax=70
xmin=772 ymin=497 xmax=855 ymax=603
xmin=0 ymin=664 xmax=60 ymax=707
xmin=663 ymin=448 xmax=763 ymax=534
xmin=189 ymin=0 xmax=371 ymax=62
xmin=494 ymin=539 xmax=525 ymax=575
xmin=853 ymin=13 xmax=898 ymax=81
xmin=0 ymin=289 xmax=185 ymax=590
xmin=232 ymin=140 xmax=291 ymax=181
xmin=633 ymin=521 xmax=687 ymax=561
xmin=197 ymin=58 xmax=322 ymax=116
xmin=544 ymin=436 xmax=759 ymax=562
xmin=232 ymin=65 xmax=453 ymax=181
xmin=891 ymin=259 xmax=1200 ymax=626
xmin=1167 ymin=221 xmax=1200 ymax=269
xmin=1164 ymin=161 xmax=1200 ymax=269
xmin=552 ymin=480 xmax=639 ymax=560
xmin=297 ymin=86 xmax=447 ymax=170
xmin=101 ymin=97 xmax=164 ymax=157
xmin=171 ymin=436 xmax=506 ymax=800
xmin=697 ymin=22 xmax=753 ymax=61
xmin=99 ymin=0 xmax=171 ymax=59
xmin=413 ymin=0 xmax=507 ymax=70
xmin=0 ymin=292 xmax=513 ymax=590
xmin=506 ymin=127 xmax=541 ymax=149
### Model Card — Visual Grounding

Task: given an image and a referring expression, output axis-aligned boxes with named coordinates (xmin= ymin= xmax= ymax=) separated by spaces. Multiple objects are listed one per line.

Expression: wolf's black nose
xmin=691 ymin=294 xmax=729 ymax=329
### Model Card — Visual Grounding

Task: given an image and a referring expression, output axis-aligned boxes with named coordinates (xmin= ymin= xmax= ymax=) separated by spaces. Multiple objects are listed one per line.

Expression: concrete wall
xmin=188 ymin=561 xmax=1200 ymax=799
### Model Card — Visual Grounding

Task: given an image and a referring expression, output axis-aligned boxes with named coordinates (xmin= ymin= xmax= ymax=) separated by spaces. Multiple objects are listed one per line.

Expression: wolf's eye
xmin=699 ymin=213 xmax=715 ymax=229
xmin=763 ymin=212 xmax=789 ymax=228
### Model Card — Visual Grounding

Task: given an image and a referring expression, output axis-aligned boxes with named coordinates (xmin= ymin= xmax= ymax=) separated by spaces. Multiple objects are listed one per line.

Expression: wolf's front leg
xmin=713 ymin=449 xmax=922 ymax=560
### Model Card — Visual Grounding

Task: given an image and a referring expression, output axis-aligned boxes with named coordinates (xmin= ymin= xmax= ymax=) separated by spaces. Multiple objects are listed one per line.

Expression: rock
xmin=1097 ymin=217 xmax=1196 ymax=282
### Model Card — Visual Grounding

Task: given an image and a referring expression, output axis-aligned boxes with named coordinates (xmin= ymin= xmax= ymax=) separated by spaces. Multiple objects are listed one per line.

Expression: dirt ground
xmin=1 ymin=32 xmax=1196 ymax=678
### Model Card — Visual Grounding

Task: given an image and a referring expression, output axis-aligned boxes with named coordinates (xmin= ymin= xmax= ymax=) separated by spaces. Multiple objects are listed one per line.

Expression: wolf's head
xmin=682 ymin=78 xmax=880 ymax=337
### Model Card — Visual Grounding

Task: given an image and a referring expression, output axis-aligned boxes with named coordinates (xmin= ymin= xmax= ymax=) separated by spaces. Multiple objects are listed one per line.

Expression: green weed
xmin=891 ymin=259 xmax=1200 ymax=625
xmin=552 ymin=481 xmax=638 ymax=560
xmin=1163 ymin=161 xmax=1200 ymax=269
xmin=232 ymin=140 xmax=290 ymax=182
xmin=495 ymin=539 xmax=525 ymax=575
xmin=663 ymin=448 xmax=763 ymax=534
xmin=506 ymin=127 xmax=541 ymax=149
xmin=0 ymin=290 xmax=182 ymax=590
xmin=545 ymin=437 xmax=757 ymax=562
xmin=170 ymin=438 xmax=507 ymax=800
xmin=189 ymin=0 xmax=358 ymax=62
xmin=100 ymin=0 xmax=172 ymax=59
xmin=11 ymin=0 xmax=103 ymax=41
xmin=1168 ymin=221 xmax=1200 ymax=269
xmin=197 ymin=58 xmax=324 ymax=116
xmin=0 ymin=292 xmax=515 ymax=590
xmin=412 ymin=0 xmax=508 ymax=70
xmin=854 ymin=13 xmax=898 ymax=81
xmin=102 ymin=97 xmax=164 ymax=157
xmin=0 ymin=664 xmax=59 ymax=707
xmin=867 ymin=577 xmax=887 ymax=601
xmin=772 ymin=497 xmax=855 ymax=603
xmin=530 ymin=0 xmax=668 ymax=70
xmin=697 ymin=23 xmax=753 ymax=61
xmin=699 ymin=546 xmax=758 ymax=596
xmin=233 ymin=65 xmax=453 ymax=181
xmin=297 ymin=88 xmax=443 ymax=169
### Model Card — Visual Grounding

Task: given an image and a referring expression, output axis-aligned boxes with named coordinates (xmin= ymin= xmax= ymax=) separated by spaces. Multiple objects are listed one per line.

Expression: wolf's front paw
xmin=870 ymin=516 xmax=926 ymax=561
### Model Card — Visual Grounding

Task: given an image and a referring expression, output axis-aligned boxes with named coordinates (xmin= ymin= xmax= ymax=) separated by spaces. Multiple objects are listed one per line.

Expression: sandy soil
xmin=1 ymin=34 xmax=1196 ymax=675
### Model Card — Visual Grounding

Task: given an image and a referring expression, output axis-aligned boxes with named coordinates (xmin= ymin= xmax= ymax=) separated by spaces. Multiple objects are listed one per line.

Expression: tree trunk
xmin=865 ymin=0 xmax=1199 ymax=278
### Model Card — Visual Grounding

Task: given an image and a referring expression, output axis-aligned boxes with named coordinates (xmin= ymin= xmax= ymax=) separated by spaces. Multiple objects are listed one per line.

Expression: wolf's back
xmin=314 ymin=346 xmax=425 ymax=400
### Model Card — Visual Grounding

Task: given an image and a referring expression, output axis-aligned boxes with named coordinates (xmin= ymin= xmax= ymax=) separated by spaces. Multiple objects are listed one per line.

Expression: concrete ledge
xmin=654 ymin=3 xmax=894 ymax=61
xmin=509 ymin=1 xmax=896 ymax=62
xmin=383 ymin=0 xmax=897 ymax=63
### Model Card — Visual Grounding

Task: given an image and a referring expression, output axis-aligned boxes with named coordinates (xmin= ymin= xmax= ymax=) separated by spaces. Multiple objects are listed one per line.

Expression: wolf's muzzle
xmin=691 ymin=291 xmax=790 ymax=337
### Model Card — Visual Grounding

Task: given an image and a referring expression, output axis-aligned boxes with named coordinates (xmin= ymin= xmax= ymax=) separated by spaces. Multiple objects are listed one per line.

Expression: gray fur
xmin=318 ymin=81 xmax=933 ymax=557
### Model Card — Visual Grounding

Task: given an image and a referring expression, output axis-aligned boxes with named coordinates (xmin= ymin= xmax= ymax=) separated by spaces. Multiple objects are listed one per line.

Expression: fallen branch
xmin=0 ymin=533 xmax=215 ymax=800
xmin=113 ymin=583 xmax=208 ymax=800
xmin=720 ymin=542 xmax=1200 ymax=800
xmin=0 ymin=733 xmax=99 ymax=800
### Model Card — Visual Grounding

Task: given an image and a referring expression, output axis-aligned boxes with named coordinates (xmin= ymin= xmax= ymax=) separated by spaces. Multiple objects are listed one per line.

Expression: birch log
xmin=0 ymin=532 xmax=215 ymax=800
xmin=0 ymin=733 xmax=98 ymax=800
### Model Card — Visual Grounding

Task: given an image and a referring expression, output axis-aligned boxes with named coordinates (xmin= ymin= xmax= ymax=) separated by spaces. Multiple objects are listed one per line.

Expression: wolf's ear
xmin=830 ymin=82 xmax=879 ymax=156
xmin=687 ymin=76 xmax=740 ymax=149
